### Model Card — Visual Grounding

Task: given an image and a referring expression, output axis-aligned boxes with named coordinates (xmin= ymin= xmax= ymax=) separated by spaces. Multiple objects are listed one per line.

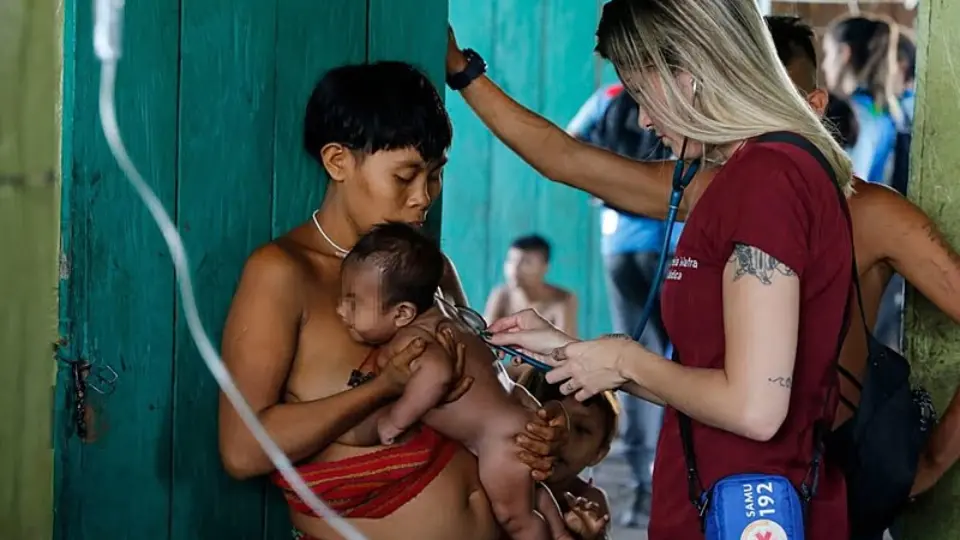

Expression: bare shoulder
xmin=242 ymin=240 xmax=312 ymax=289
xmin=548 ymin=284 xmax=577 ymax=305
xmin=487 ymin=284 xmax=508 ymax=299
xmin=849 ymin=180 xmax=936 ymax=255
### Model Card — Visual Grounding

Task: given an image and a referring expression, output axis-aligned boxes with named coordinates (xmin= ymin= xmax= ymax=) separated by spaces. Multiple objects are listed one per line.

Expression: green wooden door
xmin=55 ymin=1 xmax=446 ymax=538
xmin=442 ymin=0 xmax=619 ymax=338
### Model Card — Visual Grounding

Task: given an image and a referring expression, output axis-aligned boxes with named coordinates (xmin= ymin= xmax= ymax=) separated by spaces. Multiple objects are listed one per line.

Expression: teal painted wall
xmin=55 ymin=1 xmax=447 ymax=538
xmin=443 ymin=0 xmax=620 ymax=338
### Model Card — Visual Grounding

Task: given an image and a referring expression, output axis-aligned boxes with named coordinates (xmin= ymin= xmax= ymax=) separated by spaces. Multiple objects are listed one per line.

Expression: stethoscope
xmin=434 ymin=294 xmax=555 ymax=372
xmin=630 ymin=138 xmax=699 ymax=341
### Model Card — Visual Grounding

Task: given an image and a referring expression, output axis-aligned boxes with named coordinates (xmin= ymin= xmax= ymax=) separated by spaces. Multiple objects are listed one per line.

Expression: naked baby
xmin=336 ymin=222 xmax=572 ymax=540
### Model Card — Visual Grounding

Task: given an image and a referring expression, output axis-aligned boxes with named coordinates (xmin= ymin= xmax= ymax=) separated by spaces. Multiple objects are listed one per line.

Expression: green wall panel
xmin=537 ymin=0 xmax=603 ymax=337
xmin=56 ymin=0 xmax=181 ymax=537
xmin=272 ymin=1 xmax=367 ymax=236
xmin=367 ymin=0 xmax=450 ymax=234
xmin=442 ymin=0 xmax=496 ymax=308
xmin=172 ymin=1 xmax=278 ymax=537
xmin=443 ymin=0 xmax=613 ymax=337
xmin=487 ymin=0 xmax=546 ymax=304
xmin=57 ymin=1 xmax=449 ymax=538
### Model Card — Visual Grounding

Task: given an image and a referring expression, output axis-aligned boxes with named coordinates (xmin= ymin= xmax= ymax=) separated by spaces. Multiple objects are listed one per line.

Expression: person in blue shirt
xmin=566 ymin=84 xmax=678 ymax=528
xmin=821 ymin=14 xmax=911 ymax=190
xmin=822 ymin=16 xmax=918 ymax=353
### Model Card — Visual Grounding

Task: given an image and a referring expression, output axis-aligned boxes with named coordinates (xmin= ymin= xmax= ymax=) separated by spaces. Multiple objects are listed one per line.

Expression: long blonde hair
xmin=596 ymin=0 xmax=853 ymax=191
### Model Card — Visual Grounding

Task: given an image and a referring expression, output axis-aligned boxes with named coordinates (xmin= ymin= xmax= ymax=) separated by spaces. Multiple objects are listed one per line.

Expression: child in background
xmin=515 ymin=366 xmax=618 ymax=540
xmin=337 ymin=222 xmax=572 ymax=540
xmin=485 ymin=235 xmax=578 ymax=337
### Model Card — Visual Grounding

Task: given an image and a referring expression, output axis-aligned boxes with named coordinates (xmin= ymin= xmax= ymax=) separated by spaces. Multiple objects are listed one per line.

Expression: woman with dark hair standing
xmin=821 ymin=14 xmax=904 ymax=186
xmin=446 ymin=0 xmax=855 ymax=538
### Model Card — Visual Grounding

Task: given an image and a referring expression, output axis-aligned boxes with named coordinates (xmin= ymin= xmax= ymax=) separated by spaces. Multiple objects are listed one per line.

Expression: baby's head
xmin=338 ymin=222 xmax=444 ymax=345
xmin=521 ymin=370 xmax=619 ymax=485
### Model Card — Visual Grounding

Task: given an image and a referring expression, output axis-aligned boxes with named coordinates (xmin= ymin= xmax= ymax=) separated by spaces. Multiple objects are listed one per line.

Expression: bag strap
xmin=675 ymin=131 xmax=860 ymax=517
xmin=757 ymin=132 xmax=870 ymax=398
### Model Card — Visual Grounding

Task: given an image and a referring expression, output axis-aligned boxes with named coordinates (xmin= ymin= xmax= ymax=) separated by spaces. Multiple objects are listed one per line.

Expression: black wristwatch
xmin=446 ymin=48 xmax=487 ymax=91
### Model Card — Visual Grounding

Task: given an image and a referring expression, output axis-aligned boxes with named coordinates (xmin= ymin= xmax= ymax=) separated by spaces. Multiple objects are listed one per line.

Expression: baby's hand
xmin=377 ymin=417 xmax=405 ymax=446
xmin=563 ymin=493 xmax=610 ymax=540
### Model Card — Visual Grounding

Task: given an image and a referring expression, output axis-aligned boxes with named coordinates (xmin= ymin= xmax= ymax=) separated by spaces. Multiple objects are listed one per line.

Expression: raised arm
xmin=446 ymin=28 xmax=710 ymax=219
xmin=217 ymin=245 xmax=408 ymax=479
xmin=863 ymin=184 xmax=960 ymax=490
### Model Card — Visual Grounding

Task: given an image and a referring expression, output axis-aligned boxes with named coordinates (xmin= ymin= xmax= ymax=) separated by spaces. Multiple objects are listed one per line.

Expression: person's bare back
xmin=378 ymin=308 xmax=530 ymax=448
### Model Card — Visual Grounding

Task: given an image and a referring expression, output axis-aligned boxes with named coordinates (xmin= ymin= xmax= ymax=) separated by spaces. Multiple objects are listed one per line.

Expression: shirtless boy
xmin=337 ymin=222 xmax=572 ymax=540
xmin=485 ymin=235 xmax=578 ymax=337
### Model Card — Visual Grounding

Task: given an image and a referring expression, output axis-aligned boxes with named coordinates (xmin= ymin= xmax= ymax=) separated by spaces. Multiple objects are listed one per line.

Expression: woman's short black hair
xmin=304 ymin=61 xmax=453 ymax=164
xmin=765 ymin=15 xmax=818 ymax=71
xmin=343 ymin=222 xmax=445 ymax=314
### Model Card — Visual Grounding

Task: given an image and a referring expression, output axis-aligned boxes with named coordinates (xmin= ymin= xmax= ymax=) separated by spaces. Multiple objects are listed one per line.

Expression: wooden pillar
xmin=0 ymin=0 xmax=59 ymax=538
xmin=901 ymin=0 xmax=960 ymax=537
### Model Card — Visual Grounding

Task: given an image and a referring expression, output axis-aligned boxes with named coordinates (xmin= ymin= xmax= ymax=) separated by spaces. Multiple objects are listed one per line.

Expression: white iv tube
xmin=93 ymin=1 xmax=366 ymax=538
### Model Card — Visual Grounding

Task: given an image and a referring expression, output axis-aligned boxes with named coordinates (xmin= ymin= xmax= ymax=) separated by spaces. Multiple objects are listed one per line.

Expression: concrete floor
xmin=590 ymin=442 xmax=648 ymax=540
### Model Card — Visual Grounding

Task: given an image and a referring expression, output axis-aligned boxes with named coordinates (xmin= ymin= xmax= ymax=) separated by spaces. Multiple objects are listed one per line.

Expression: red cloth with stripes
xmin=271 ymin=426 xmax=458 ymax=519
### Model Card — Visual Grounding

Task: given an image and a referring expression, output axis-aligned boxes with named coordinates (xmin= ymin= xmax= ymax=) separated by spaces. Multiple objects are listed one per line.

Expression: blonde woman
xmin=447 ymin=1 xmax=854 ymax=538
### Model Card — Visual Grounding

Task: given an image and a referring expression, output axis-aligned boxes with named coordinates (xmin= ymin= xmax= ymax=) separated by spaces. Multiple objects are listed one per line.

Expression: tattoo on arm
xmin=728 ymin=243 xmax=797 ymax=285
xmin=768 ymin=376 xmax=792 ymax=389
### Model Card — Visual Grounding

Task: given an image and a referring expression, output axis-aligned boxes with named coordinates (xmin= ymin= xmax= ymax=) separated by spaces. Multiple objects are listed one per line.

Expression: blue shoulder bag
xmin=634 ymin=132 xmax=856 ymax=539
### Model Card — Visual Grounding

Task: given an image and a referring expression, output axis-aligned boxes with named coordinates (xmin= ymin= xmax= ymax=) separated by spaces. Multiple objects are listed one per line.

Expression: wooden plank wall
xmin=0 ymin=0 xmax=60 ymax=538
xmin=443 ymin=0 xmax=617 ymax=339
xmin=56 ymin=1 xmax=447 ymax=538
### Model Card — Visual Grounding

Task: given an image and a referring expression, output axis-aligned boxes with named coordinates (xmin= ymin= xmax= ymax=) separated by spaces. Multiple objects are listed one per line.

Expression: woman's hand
xmin=546 ymin=336 xmax=639 ymax=401
xmin=434 ymin=322 xmax=475 ymax=403
xmin=516 ymin=400 xmax=570 ymax=481
xmin=446 ymin=25 xmax=468 ymax=75
xmin=488 ymin=309 xmax=578 ymax=364
xmin=563 ymin=493 xmax=610 ymax=540
xmin=378 ymin=338 xmax=428 ymax=396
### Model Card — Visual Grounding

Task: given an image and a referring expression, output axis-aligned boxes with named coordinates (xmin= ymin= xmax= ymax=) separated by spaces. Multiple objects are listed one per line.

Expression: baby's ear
xmin=393 ymin=302 xmax=419 ymax=327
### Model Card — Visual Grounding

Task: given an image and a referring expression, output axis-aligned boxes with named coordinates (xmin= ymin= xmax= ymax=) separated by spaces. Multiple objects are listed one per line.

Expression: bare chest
xmin=284 ymin=295 xmax=374 ymax=402
xmin=503 ymin=294 xmax=565 ymax=326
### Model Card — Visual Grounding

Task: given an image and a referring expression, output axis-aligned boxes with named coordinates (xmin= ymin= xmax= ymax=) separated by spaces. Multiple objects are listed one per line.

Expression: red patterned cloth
xmin=272 ymin=426 xmax=458 ymax=519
